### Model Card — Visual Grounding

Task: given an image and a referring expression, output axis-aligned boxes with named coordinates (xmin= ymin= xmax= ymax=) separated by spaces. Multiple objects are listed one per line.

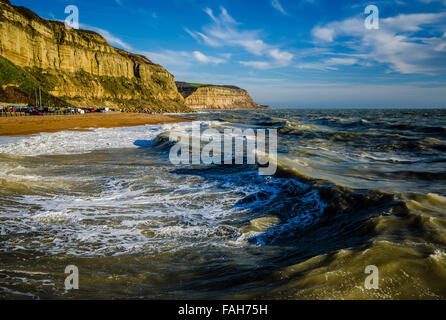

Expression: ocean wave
xmin=0 ymin=122 xmax=197 ymax=156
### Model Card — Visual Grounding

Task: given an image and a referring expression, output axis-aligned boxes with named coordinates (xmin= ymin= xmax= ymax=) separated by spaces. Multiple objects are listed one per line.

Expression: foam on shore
xmin=0 ymin=123 xmax=193 ymax=156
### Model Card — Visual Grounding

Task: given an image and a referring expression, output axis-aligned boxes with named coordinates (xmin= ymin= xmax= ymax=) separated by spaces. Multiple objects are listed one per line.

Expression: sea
xmin=0 ymin=108 xmax=445 ymax=299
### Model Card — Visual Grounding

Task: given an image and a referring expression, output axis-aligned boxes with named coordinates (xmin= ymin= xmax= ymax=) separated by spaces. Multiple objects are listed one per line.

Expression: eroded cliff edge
xmin=0 ymin=0 xmax=189 ymax=112
xmin=176 ymin=82 xmax=266 ymax=110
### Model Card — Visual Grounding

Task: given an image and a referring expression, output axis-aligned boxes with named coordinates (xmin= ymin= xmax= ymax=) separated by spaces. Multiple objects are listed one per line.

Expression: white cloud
xmin=297 ymin=62 xmax=336 ymax=70
xmin=271 ymin=0 xmax=289 ymax=16
xmin=418 ymin=0 xmax=446 ymax=5
xmin=239 ymin=48 xmax=294 ymax=69
xmin=142 ymin=50 xmax=194 ymax=68
xmin=296 ymin=57 xmax=357 ymax=70
xmin=193 ymin=51 xmax=226 ymax=64
xmin=80 ymin=24 xmax=133 ymax=51
xmin=326 ymin=57 xmax=357 ymax=66
xmin=142 ymin=50 xmax=228 ymax=69
xmin=312 ymin=26 xmax=336 ymax=42
xmin=310 ymin=12 xmax=446 ymax=74
xmin=240 ymin=61 xmax=272 ymax=69
xmin=383 ymin=13 xmax=446 ymax=31
xmin=186 ymin=7 xmax=293 ymax=68
xmin=186 ymin=7 xmax=265 ymax=55
xmin=312 ymin=18 xmax=362 ymax=43
xmin=269 ymin=49 xmax=294 ymax=66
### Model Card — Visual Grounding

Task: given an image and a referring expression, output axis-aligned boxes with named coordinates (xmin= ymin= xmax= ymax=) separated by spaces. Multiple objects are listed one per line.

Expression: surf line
xmin=169 ymin=121 xmax=278 ymax=176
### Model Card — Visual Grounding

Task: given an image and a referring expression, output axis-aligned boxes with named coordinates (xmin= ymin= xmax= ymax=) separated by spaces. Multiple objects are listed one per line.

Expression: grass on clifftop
xmin=188 ymin=83 xmax=209 ymax=88
xmin=186 ymin=82 xmax=241 ymax=90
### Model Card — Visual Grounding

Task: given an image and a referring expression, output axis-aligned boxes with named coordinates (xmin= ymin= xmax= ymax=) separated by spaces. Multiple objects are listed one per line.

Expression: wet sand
xmin=0 ymin=112 xmax=190 ymax=136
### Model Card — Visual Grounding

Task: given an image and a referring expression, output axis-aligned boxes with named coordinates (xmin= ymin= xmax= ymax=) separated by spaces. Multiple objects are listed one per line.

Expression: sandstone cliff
xmin=176 ymin=82 xmax=264 ymax=110
xmin=0 ymin=0 xmax=189 ymax=112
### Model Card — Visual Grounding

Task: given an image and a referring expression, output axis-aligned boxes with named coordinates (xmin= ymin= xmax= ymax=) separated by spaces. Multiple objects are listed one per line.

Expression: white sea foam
xmin=358 ymin=152 xmax=418 ymax=163
xmin=0 ymin=122 xmax=196 ymax=156
xmin=0 ymin=162 xmax=322 ymax=256
xmin=0 ymin=136 xmax=26 ymax=146
xmin=430 ymin=249 xmax=446 ymax=261
xmin=0 ymin=166 xmax=259 ymax=256
xmin=0 ymin=119 xmax=326 ymax=257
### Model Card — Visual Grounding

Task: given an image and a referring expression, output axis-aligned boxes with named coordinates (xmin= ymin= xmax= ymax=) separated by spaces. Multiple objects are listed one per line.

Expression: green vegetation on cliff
xmin=0 ymin=55 xmax=37 ymax=91
xmin=188 ymin=83 xmax=209 ymax=88
xmin=0 ymin=55 xmax=70 ymax=107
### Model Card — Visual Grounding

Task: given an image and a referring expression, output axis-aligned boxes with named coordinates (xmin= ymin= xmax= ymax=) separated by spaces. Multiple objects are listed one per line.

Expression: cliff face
xmin=0 ymin=0 xmax=189 ymax=112
xmin=176 ymin=82 xmax=263 ymax=110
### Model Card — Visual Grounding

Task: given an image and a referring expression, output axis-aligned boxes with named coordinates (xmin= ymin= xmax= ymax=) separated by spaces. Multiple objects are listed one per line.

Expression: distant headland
xmin=176 ymin=82 xmax=268 ymax=110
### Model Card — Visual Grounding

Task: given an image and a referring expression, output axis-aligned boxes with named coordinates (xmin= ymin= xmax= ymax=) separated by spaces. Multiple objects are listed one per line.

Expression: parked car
xmin=29 ymin=108 xmax=43 ymax=116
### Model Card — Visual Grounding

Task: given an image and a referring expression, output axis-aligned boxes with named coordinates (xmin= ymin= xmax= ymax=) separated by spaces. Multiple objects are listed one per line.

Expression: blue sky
xmin=10 ymin=0 xmax=446 ymax=108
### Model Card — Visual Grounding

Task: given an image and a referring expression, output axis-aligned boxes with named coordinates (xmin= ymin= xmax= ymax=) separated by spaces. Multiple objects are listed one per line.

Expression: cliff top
xmin=176 ymin=82 xmax=242 ymax=90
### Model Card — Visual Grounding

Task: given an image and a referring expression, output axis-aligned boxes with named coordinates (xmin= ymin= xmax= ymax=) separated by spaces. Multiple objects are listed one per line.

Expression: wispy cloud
xmin=186 ymin=7 xmax=268 ymax=55
xmin=142 ymin=50 xmax=228 ymax=69
xmin=240 ymin=61 xmax=272 ymax=69
xmin=269 ymin=49 xmax=293 ymax=65
xmin=418 ymin=0 xmax=446 ymax=5
xmin=186 ymin=7 xmax=294 ymax=68
xmin=193 ymin=51 xmax=226 ymax=64
xmin=271 ymin=0 xmax=289 ymax=16
xmin=80 ymin=24 xmax=133 ymax=51
xmin=297 ymin=57 xmax=358 ymax=71
xmin=141 ymin=50 xmax=192 ymax=68
xmin=310 ymin=12 xmax=446 ymax=74
xmin=43 ymin=15 xmax=134 ymax=52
